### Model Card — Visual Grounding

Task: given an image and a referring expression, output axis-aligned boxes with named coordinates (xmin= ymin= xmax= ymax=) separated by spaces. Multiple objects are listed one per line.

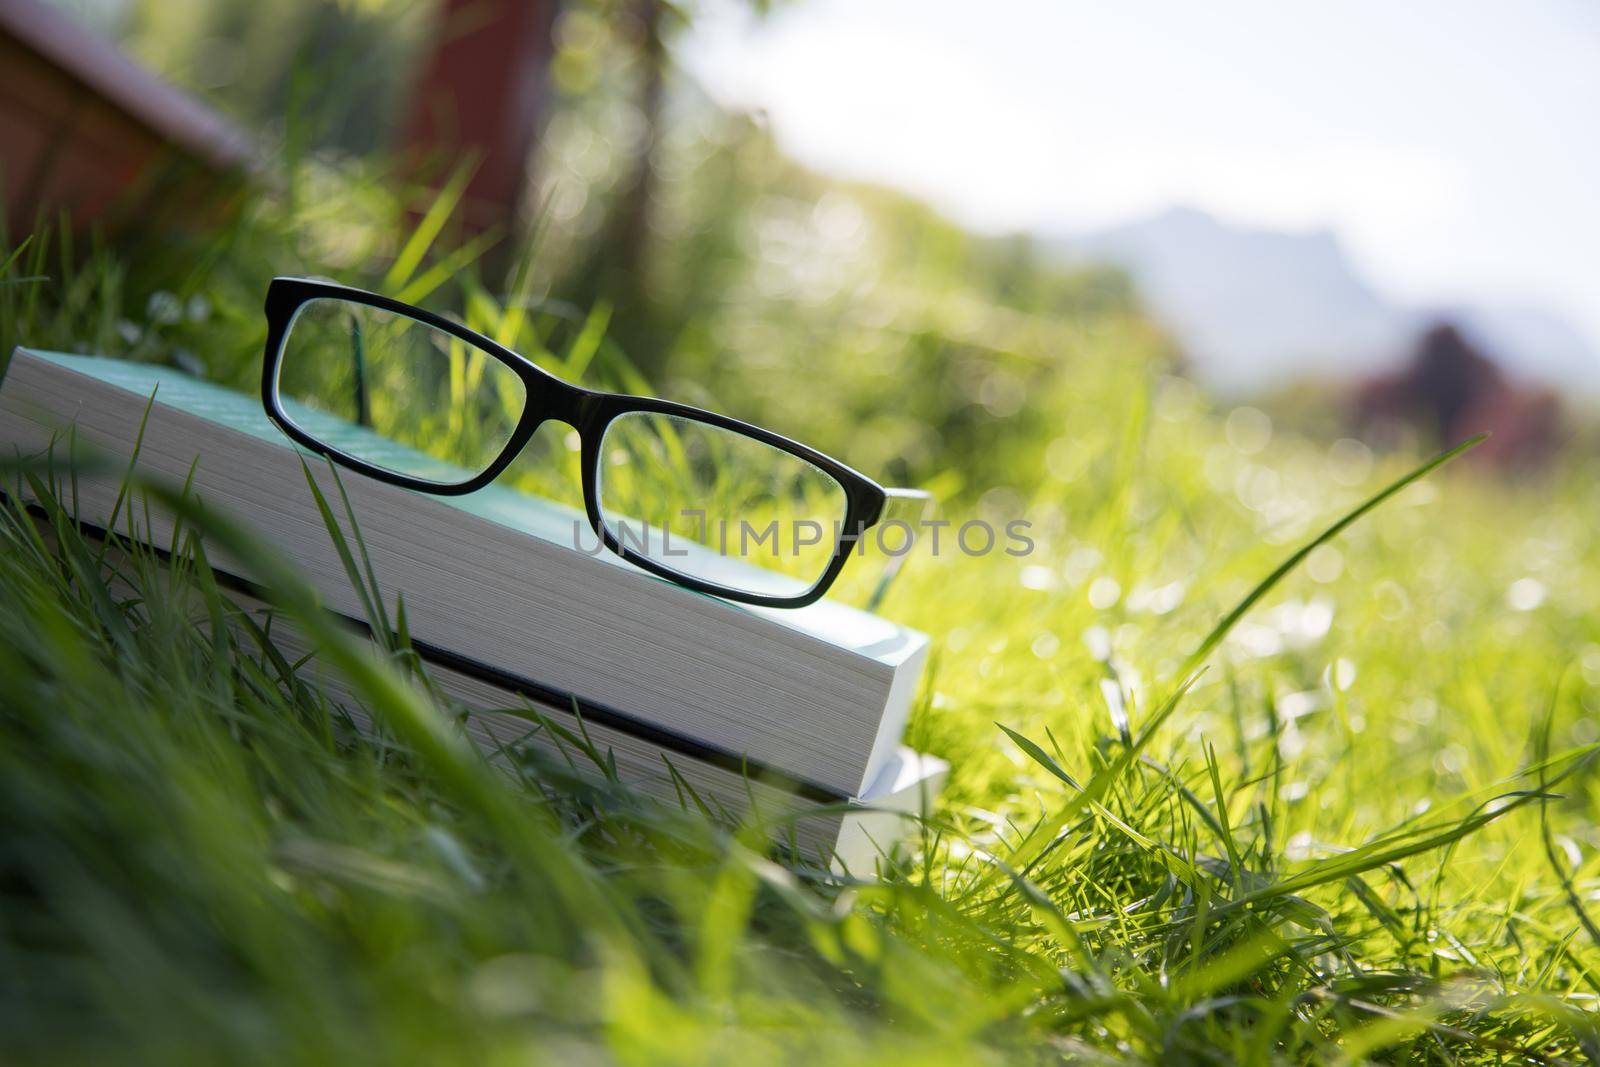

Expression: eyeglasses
xmin=260 ymin=277 xmax=926 ymax=608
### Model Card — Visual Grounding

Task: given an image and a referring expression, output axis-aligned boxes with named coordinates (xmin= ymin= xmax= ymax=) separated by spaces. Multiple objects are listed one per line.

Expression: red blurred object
xmin=400 ymin=0 xmax=558 ymax=245
xmin=0 ymin=0 xmax=250 ymax=235
xmin=1354 ymin=322 xmax=1562 ymax=469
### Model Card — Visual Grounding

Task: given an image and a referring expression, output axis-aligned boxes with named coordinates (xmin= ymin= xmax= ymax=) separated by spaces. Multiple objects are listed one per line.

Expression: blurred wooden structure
xmin=0 ymin=0 xmax=250 ymax=235
xmin=400 ymin=0 xmax=558 ymax=252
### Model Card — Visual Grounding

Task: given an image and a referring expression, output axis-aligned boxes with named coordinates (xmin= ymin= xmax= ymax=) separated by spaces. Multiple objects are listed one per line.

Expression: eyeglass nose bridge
xmin=518 ymin=373 xmax=601 ymax=436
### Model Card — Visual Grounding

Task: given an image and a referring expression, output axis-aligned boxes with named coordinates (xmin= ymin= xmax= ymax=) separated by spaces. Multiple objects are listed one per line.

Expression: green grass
xmin=7 ymin=144 xmax=1600 ymax=1063
xmin=6 ymin=383 xmax=1598 ymax=1067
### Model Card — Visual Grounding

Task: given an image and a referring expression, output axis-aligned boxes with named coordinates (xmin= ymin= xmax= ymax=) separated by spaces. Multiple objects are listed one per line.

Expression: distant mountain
xmin=1050 ymin=206 xmax=1598 ymax=394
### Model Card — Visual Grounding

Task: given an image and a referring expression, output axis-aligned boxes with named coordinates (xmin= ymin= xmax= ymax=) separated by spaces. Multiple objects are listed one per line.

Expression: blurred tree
xmin=555 ymin=0 xmax=673 ymax=372
xmin=599 ymin=0 xmax=665 ymax=285
xmin=558 ymin=0 xmax=781 ymax=374
xmin=1353 ymin=322 xmax=1563 ymax=470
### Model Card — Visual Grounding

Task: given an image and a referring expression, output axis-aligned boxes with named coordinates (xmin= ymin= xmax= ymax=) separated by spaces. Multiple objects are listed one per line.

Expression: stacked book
xmin=0 ymin=348 xmax=944 ymax=871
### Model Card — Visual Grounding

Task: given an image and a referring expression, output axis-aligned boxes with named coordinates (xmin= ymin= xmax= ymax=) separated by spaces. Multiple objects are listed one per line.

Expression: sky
xmin=680 ymin=0 xmax=1600 ymax=354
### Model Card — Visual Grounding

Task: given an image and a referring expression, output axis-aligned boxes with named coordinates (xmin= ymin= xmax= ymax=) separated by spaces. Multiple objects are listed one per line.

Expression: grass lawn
xmin=3 ymin=163 xmax=1600 ymax=1065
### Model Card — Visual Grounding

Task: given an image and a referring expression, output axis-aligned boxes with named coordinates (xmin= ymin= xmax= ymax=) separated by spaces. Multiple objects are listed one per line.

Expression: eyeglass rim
xmin=260 ymin=275 xmax=890 ymax=608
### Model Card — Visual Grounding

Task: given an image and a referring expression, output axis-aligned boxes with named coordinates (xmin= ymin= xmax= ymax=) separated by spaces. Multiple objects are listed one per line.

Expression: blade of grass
xmin=1181 ymin=434 xmax=1484 ymax=676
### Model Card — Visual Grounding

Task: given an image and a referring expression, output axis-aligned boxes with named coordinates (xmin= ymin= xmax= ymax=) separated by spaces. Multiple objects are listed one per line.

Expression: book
xmin=0 ymin=347 xmax=944 ymax=869
xmin=249 ymin=583 xmax=945 ymax=869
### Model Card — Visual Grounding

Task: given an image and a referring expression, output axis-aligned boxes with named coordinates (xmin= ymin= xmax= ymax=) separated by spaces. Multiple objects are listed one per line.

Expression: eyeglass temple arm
xmin=864 ymin=486 xmax=933 ymax=612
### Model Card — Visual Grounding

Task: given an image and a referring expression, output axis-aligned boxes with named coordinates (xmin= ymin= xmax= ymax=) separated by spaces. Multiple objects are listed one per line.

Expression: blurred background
xmin=4 ymin=0 xmax=1596 ymax=493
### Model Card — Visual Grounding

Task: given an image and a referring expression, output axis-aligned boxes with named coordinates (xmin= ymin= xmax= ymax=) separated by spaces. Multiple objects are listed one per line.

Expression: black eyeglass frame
xmin=261 ymin=276 xmax=912 ymax=609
